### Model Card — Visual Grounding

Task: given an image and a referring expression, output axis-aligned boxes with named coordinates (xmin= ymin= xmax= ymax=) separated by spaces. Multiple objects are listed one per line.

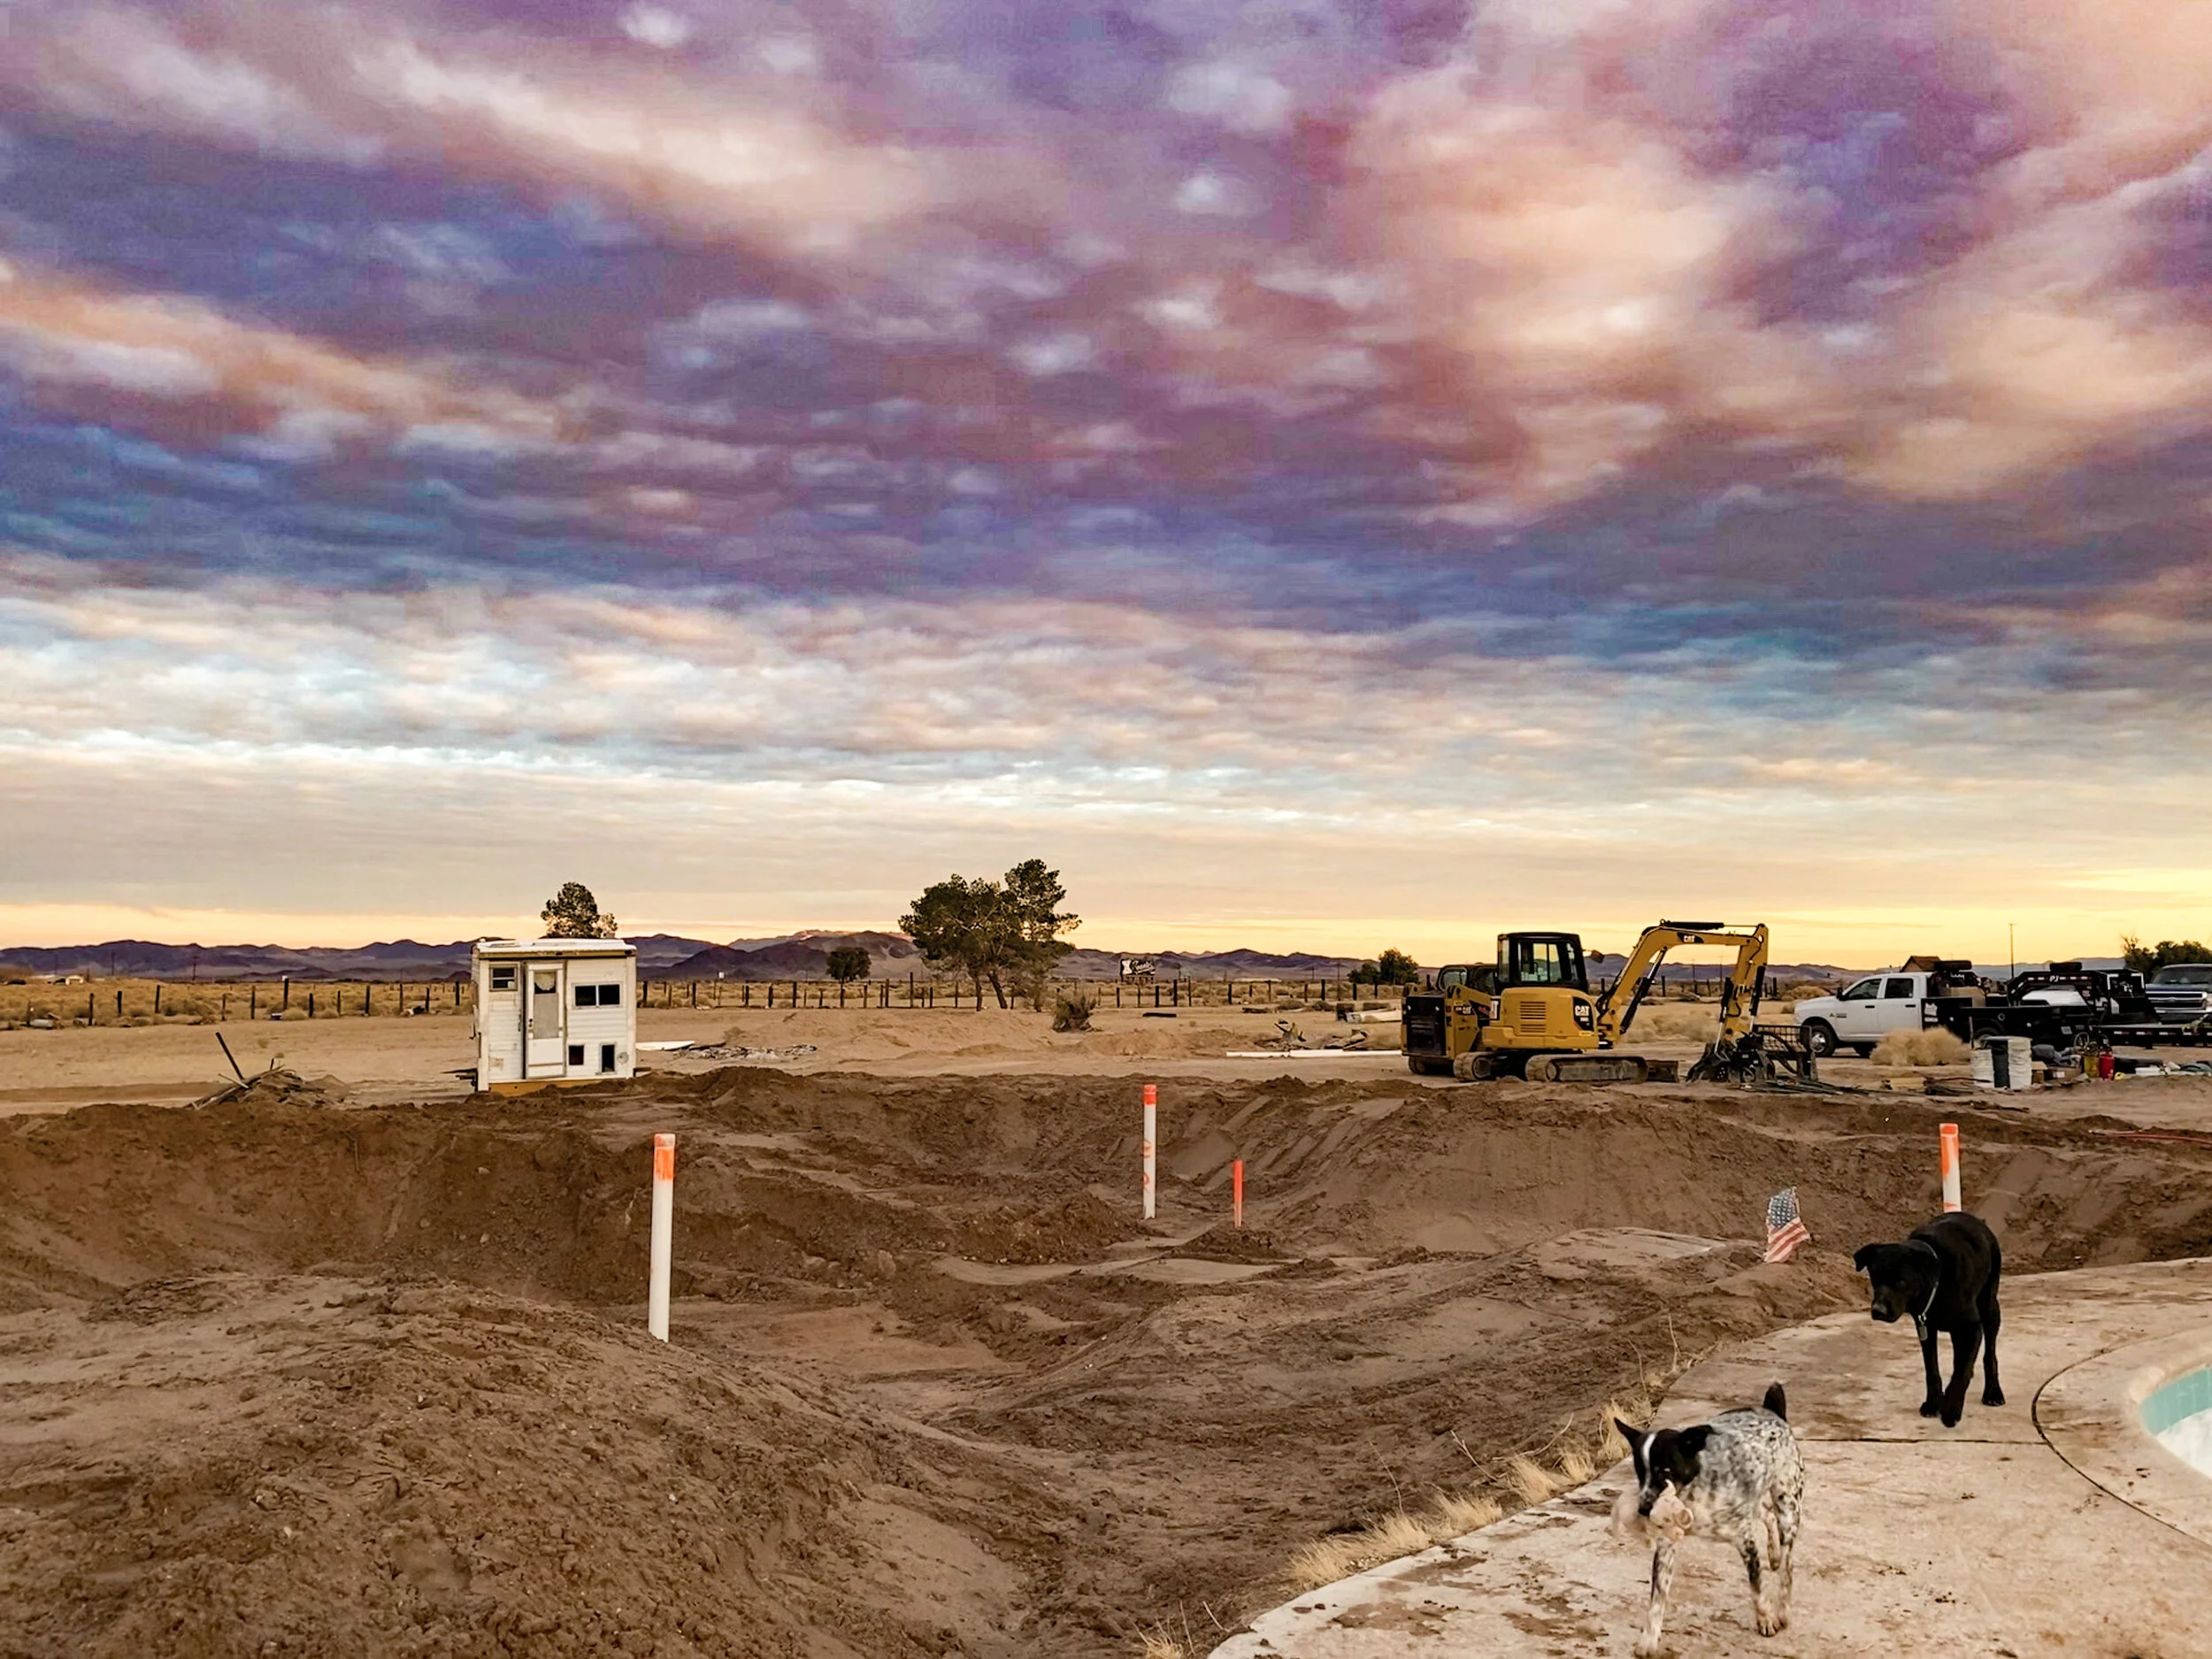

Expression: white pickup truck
xmin=1793 ymin=972 xmax=1933 ymax=1057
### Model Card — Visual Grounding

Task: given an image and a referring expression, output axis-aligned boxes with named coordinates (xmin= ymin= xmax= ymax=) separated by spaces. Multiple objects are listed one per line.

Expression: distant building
xmin=472 ymin=939 xmax=637 ymax=1094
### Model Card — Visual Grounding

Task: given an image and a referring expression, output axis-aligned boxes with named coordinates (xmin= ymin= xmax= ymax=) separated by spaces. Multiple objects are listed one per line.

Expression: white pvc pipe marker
xmin=1142 ymin=1084 xmax=1157 ymax=1220
xmin=649 ymin=1133 xmax=675 ymax=1341
xmin=1939 ymin=1122 xmax=1962 ymax=1214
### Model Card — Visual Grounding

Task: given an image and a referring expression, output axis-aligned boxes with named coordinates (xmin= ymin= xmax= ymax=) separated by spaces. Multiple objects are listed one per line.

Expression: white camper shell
xmin=472 ymin=938 xmax=637 ymax=1094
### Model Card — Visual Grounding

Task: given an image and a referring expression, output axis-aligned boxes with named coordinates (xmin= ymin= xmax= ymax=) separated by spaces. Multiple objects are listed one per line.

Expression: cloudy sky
xmin=2 ymin=0 xmax=2209 ymax=964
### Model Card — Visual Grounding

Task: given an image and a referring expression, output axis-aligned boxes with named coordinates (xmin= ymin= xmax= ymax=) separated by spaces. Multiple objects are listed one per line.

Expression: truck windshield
xmin=1501 ymin=936 xmax=1586 ymax=990
xmin=2155 ymin=965 xmax=2212 ymax=986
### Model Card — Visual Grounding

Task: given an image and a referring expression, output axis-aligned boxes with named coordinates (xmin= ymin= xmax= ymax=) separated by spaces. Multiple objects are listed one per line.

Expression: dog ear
xmin=1655 ymin=1425 xmax=1709 ymax=1484
xmin=1762 ymin=1383 xmax=1786 ymax=1421
xmin=1853 ymin=1243 xmax=1880 ymax=1273
xmin=1614 ymin=1419 xmax=1642 ymax=1456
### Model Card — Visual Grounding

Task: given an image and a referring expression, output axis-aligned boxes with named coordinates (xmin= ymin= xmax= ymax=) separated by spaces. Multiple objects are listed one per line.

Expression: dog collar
xmin=1909 ymin=1240 xmax=1940 ymax=1342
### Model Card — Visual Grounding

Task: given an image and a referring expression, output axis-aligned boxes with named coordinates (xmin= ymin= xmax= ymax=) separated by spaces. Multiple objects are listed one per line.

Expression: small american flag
xmin=1765 ymin=1188 xmax=1810 ymax=1263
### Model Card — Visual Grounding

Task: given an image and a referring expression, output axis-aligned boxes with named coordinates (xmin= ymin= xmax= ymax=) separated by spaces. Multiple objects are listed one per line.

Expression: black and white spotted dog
xmin=1612 ymin=1384 xmax=1802 ymax=1657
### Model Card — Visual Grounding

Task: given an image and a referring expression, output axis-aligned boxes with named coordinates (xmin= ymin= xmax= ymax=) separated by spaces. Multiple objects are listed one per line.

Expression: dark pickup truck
xmin=2147 ymin=963 xmax=2212 ymax=1030
xmin=1927 ymin=962 xmax=2193 ymax=1049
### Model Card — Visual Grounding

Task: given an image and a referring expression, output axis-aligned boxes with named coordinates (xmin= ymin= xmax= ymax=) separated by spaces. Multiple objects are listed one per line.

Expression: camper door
xmin=525 ymin=963 xmax=566 ymax=1075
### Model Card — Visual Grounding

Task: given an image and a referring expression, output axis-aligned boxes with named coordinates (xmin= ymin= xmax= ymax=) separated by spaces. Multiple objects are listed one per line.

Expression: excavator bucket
xmin=1689 ymin=1023 xmax=1818 ymax=1085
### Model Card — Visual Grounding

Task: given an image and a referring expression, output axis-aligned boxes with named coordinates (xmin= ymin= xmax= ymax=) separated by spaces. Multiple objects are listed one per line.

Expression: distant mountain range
xmin=0 ymin=931 xmax=1369 ymax=983
xmin=0 ymin=932 xmax=2001 ymax=986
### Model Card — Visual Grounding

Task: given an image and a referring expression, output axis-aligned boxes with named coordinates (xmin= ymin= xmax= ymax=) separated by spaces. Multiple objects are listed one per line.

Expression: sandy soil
xmin=4 ymin=1032 xmax=2212 ymax=1657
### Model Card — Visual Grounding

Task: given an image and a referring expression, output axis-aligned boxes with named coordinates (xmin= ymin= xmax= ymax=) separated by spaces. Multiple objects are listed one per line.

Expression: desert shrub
xmin=1051 ymin=989 xmax=1098 ymax=1033
xmin=1871 ymin=1027 xmax=1971 ymax=1066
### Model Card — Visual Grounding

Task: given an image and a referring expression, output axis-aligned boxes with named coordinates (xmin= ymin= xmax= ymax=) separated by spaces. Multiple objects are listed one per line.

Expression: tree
xmin=826 ymin=945 xmax=872 ymax=983
xmin=1374 ymin=948 xmax=1419 ymax=987
xmin=898 ymin=860 xmax=1081 ymax=1010
xmin=2122 ymin=935 xmax=2212 ymax=973
xmin=899 ymin=875 xmax=1012 ymax=1009
xmin=1353 ymin=948 xmax=1419 ymax=987
xmin=540 ymin=881 xmax=617 ymax=939
xmin=998 ymin=857 xmax=1080 ymax=1009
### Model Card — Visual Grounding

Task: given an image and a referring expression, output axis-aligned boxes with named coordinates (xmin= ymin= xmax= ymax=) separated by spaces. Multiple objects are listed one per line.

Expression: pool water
xmin=2145 ymin=1366 xmax=2212 ymax=1478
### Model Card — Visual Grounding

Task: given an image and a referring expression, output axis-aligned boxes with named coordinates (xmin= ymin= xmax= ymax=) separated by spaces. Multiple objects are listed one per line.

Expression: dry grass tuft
xmin=1597 ymin=1401 xmax=1644 ymax=1462
xmin=1286 ymin=1511 xmax=1437 ymax=1589
xmin=1283 ymin=1400 xmax=1672 ymax=1596
xmin=1430 ymin=1493 xmax=1504 ymax=1537
xmin=1507 ymin=1455 xmax=1564 ymax=1507
xmin=1871 ymin=1026 xmax=1972 ymax=1066
xmin=1138 ymin=1632 xmax=1185 ymax=1659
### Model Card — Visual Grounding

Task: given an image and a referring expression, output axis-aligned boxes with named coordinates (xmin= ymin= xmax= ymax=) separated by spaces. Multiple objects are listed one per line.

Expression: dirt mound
xmin=2 ymin=1275 xmax=1066 ymax=1658
xmin=2 ymin=1070 xmax=2210 ymax=1654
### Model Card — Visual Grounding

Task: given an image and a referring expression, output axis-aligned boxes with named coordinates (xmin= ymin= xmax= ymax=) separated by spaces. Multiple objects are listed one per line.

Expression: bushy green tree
xmin=899 ymin=861 xmax=1080 ymax=1010
xmin=826 ymin=945 xmax=872 ymax=983
xmin=1353 ymin=948 xmax=1420 ymax=987
xmin=2122 ymin=935 xmax=2212 ymax=973
xmin=540 ymin=881 xmax=617 ymax=939
xmin=1374 ymin=947 xmax=1419 ymax=987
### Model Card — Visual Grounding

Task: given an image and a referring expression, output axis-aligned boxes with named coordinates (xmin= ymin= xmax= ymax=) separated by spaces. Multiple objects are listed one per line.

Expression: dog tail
xmin=1762 ymin=1382 xmax=1787 ymax=1421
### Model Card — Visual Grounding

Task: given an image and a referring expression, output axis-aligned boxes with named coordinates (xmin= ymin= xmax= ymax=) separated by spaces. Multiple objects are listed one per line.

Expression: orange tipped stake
xmin=1141 ymin=1084 xmax=1157 ymax=1220
xmin=649 ymin=1133 xmax=676 ymax=1340
xmin=1233 ymin=1158 xmax=1244 ymax=1230
xmin=1939 ymin=1122 xmax=1961 ymax=1213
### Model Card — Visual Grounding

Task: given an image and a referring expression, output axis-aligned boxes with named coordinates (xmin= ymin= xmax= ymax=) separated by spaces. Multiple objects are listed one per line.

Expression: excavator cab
xmin=1404 ymin=933 xmax=1603 ymax=1078
xmin=1482 ymin=932 xmax=1601 ymax=1064
xmin=1499 ymin=933 xmax=1588 ymax=991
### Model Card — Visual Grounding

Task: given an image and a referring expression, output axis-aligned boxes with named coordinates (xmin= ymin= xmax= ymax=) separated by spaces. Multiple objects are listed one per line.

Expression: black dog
xmin=1853 ymin=1212 xmax=2003 ymax=1427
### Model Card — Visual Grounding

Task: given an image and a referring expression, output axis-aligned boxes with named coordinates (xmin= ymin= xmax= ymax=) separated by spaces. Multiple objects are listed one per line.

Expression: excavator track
xmin=1451 ymin=1051 xmax=1681 ymax=1084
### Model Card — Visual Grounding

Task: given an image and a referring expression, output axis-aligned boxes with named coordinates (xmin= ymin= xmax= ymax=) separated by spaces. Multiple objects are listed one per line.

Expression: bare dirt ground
xmin=4 ymin=1013 xmax=2212 ymax=1656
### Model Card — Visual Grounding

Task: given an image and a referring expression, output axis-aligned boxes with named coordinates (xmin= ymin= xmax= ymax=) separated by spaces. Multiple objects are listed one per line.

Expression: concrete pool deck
xmin=1212 ymin=1257 xmax=2212 ymax=1658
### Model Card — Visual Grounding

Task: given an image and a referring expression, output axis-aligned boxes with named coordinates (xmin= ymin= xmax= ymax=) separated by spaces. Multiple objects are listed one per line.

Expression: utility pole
xmin=2008 ymin=922 xmax=2016 ymax=983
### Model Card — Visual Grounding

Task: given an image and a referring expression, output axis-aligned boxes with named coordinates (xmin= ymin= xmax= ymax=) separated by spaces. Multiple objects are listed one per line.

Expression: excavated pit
xmin=4 ymin=1068 xmax=2212 ymax=1656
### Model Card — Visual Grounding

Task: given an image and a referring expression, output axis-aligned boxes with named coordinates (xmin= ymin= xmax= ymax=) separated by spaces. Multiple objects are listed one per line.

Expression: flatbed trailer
xmin=1928 ymin=964 xmax=2212 ymax=1051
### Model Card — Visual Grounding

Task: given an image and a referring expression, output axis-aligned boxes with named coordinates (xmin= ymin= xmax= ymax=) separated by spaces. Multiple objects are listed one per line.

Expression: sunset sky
xmin=4 ymin=0 xmax=2210 ymax=965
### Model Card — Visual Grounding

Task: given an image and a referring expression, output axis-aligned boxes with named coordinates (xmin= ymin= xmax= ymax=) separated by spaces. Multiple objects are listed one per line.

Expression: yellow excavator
xmin=1402 ymin=921 xmax=1809 ymax=1084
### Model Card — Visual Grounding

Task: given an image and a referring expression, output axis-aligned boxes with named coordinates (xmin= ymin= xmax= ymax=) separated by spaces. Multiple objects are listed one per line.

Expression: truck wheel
xmin=1801 ymin=1020 xmax=1839 ymax=1058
